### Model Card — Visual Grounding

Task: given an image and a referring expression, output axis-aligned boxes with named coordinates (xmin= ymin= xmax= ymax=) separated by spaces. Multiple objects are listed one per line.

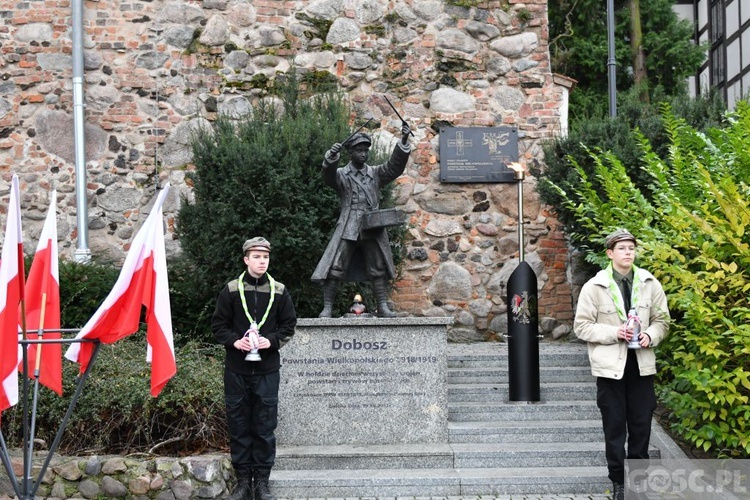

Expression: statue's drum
xmin=361 ymin=208 xmax=406 ymax=230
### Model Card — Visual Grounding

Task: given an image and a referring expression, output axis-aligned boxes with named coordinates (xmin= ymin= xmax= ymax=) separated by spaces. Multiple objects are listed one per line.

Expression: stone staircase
xmin=270 ymin=341 xmax=664 ymax=498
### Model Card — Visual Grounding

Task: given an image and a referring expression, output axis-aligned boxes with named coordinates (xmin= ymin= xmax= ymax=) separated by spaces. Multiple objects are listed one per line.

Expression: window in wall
xmin=710 ymin=1 xmax=724 ymax=43
xmin=708 ymin=0 xmax=726 ymax=88
xmin=711 ymin=45 xmax=725 ymax=85
xmin=698 ymin=0 xmax=708 ymax=29
xmin=725 ymin=0 xmax=739 ymax=36
xmin=727 ymin=38 xmax=740 ymax=81
xmin=727 ymin=81 xmax=741 ymax=109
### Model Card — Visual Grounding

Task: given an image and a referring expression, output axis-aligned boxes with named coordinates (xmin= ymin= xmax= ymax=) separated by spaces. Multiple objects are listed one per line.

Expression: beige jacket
xmin=574 ymin=265 xmax=670 ymax=379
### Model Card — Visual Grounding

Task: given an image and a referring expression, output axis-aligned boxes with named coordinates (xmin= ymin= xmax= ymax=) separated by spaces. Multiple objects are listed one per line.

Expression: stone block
xmin=277 ymin=317 xmax=452 ymax=446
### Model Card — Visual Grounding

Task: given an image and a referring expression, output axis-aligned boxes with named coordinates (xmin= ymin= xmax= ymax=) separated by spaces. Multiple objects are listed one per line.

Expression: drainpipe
xmin=72 ymin=0 xmax=90 ymax=262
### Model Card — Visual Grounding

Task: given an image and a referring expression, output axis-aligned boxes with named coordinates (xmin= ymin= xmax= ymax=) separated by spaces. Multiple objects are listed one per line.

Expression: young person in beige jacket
xmin=574 ymin=229 xmax=670 ymax=500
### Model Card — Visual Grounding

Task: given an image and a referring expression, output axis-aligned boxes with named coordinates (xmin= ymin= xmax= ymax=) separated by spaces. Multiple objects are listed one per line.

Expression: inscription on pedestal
xmin=277 ymin=317 xmax=451 ymax=446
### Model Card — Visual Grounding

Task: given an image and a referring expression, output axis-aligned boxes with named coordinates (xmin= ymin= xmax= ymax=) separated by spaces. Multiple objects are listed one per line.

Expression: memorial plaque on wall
xmin=439 ymin=126 xmax=518 ymax=183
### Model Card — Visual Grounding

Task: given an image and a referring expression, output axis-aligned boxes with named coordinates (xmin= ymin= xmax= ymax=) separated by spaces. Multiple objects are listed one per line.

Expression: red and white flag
xmin=0 ymin=175 xmax=25 ymax=412
xmin=21 ymin=190 xmax=62 ymax=395
xmin=65 ymin=185 xmax=176 ymax=396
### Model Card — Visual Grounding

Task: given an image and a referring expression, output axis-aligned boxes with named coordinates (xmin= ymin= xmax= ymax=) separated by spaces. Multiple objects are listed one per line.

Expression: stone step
xmin=448 ymin=400 xmax=601 ymax=421
xmin=267 ymin=342 xmax=664 ymax=498
xmin=452 ymin=442 xmax=608 ymax=468
xmin=447 ymin=343 xmax=590 ymax=370
xmin=270 ymin=466 xmax=612 ymax=498
xmin=276 ymin=443 xmax=453 ymax=470
xmin=448 ymin=419 xmax=604 ymax=443
xmin=276 ymin=441 xmax=657 ymax=471
xmin=448 ymin=382 xmax=596 ymax=402
xmin=447 ymin=365 xmax=595 ymax=384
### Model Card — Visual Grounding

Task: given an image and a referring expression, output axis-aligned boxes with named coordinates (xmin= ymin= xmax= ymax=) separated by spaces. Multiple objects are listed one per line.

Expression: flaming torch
xmin=505 ymin=162 xmax=541 ymax=402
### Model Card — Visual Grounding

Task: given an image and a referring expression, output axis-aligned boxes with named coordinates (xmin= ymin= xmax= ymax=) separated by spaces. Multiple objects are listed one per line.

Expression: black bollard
xmin=506 ymin=260 xmax=540 ymax=402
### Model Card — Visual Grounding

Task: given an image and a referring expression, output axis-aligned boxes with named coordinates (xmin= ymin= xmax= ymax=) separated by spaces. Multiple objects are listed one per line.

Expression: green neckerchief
xmin=606 ymin=263 xmax=640 ymax=322
xmin=238 ymin=271 xmax=276 ymax=330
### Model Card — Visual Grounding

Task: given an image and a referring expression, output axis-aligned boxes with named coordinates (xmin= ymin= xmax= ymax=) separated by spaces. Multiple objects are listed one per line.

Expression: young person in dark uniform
xmin=212 ymin=237 xmax=296 ymax=500
xmin=574 ymin=229 xmax=670 ymax=500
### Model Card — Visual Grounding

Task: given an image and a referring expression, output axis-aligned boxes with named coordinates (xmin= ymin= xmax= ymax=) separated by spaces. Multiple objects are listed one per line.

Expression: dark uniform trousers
xmin=329 ymin=237 xmax=386 ymax=280
xmin=224 ymin=369 xmax=280 ymax=473
xmin=596 ymin=349 xmax=656 ymax=484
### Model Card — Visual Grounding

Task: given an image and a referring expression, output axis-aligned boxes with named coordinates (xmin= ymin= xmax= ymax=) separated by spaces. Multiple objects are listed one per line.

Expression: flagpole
xmin=24 ymin=296 xmax=47 ymax=498
xmin=19 ymin=301 xmax=32 ymax=497
xmin=33 ymin=296 xmax=47 ymax=378
xmin=25 ymin=378 xmax=41 ymax=499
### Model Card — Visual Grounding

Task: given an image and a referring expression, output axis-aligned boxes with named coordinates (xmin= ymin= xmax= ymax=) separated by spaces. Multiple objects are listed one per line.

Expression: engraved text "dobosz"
xmin=331 ymin=339 xmax=387 ymax=350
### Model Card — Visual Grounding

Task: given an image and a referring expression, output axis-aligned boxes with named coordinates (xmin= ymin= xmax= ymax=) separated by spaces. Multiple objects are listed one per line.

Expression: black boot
xmin=373 ymin=279 xmax=396 ymax=317
xmin=252 ymin=468 xmax=276 ymax=500
xmin=612 ymin=482 xmax=624 ymax=500
xmin=318 ymin=280 xmax=339 ymax=318
xmin=228 ymin=472 xmax=253 ymax=500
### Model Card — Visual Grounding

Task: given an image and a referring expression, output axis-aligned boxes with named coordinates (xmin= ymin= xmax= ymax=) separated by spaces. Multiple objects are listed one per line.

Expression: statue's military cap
xmin=344 ymin=132 xmax=372 ymax=149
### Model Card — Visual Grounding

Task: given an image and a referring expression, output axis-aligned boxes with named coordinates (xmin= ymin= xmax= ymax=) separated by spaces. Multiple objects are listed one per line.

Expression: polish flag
xmin=0 ymin=175 xmax=25 ymax=412
xmin=21 ymin=190 xmax=62 ymax=395
xmin=65 ymin=185 xmax=176 ymax=396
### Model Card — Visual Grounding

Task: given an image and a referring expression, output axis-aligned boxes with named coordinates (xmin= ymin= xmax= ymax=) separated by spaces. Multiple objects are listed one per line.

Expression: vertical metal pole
xmin=516 ymin=168 xmax=524 ymax=262
xmin=607 ymin=0 xmax=618 ymax=117
xmin=72 ymin=0 xmax=90 ymax=262
xmin=21 ymin=342 xmax=30 ymax=498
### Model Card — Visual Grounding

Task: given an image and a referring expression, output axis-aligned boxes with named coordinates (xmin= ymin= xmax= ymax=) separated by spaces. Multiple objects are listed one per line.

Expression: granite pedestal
xmin=277 ymin=317 xmax=452 ymax=446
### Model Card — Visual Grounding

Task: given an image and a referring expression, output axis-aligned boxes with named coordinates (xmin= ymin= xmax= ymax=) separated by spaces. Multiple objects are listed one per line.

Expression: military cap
xmin=605 ymin=228 xmax=636 ymax=249
xmin=344 ymin=132 xmax=372 ymax=149
xmin=242 ymin=236 xmax=271 ymax=254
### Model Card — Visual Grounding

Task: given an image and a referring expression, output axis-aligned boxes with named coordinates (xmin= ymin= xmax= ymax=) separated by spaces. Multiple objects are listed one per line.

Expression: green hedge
xmin=5 ymin=337 xmax=226 ymax=455
xmin=544 ymin=101 xmax=750 ymax=456
xmin=533 ymin=88 xmax=726 ymax=253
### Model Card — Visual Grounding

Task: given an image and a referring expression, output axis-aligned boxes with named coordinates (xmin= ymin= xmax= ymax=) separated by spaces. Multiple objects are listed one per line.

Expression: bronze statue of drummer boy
xmin=311 ymin=122 xmax=412 ymax=318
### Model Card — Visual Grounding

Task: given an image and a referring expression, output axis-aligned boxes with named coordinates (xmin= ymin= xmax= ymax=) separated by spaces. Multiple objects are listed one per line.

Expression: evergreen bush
xmin=5 ymin=337 xmax=226 ymax=455
xmin=9 ymin=253 xmax=226 ymax=455
xmin=548 ymin=0 xmax=705 ymax=113
xmin=542 ymin=101 xmax=750 ymax=456
xmin=58 ymin=259 xmax=121 ymax=329
xmin=533 ymin=88 xmax=726 ymax=249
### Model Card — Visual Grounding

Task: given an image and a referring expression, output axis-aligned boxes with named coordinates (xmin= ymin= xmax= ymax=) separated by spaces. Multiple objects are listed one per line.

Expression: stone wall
xmin=2 ymin=452 xmax=234 ymax=499
xmin=0 ymin=0 xmax=575 ymax=339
